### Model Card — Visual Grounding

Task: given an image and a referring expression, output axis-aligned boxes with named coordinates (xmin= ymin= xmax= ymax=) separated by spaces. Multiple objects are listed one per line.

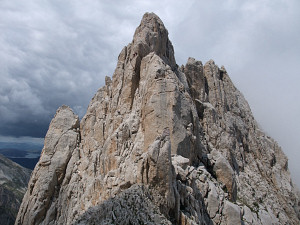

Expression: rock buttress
xmin=15 ymin=106 xmax=80 ymax=225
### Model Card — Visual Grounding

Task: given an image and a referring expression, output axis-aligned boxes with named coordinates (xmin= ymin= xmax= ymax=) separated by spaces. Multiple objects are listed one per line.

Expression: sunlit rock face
xmin=16 ymin=13 xmax=300 ymax=225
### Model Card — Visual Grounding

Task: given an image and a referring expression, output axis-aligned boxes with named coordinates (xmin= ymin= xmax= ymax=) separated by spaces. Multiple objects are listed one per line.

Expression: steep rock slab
xmin=198 ymin=59 xmax=300 ymax=224
xmin=15 ymin=106 xmax=79 ymax=225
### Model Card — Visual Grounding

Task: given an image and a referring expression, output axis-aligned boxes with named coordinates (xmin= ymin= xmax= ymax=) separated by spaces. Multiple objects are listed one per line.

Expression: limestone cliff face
xmin=16 ymin=13 xmax=300 ymax=225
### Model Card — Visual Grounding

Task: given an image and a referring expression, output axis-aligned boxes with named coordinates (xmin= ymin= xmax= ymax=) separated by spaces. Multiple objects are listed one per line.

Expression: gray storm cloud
xmin=0 ymin=0 xmax=299 ymax=185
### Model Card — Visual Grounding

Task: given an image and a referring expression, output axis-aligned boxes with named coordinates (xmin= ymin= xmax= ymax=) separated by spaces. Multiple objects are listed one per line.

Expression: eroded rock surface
xmin=16 ymin=12 xmax=300 ymax=225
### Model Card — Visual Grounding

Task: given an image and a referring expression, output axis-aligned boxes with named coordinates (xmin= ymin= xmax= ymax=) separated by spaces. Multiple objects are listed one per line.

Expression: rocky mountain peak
xmin=132 ymin=12 xmax=176 ymax=68
xmin=109 ymin=12 xmax=177 ymax=118
xmin=16 ymin=13 xmax=300 ymax=225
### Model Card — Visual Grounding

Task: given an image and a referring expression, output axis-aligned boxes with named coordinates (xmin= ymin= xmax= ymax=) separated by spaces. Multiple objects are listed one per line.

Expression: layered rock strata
xmin=16 ymin=13 xmax=300 ymax=225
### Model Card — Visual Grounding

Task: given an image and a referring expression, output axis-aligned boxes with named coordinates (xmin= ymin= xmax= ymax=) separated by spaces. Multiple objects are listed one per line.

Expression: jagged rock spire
xmin=15 ymin=13 xmax=300 ymax=225
xmin=133 ymin=12 xmax=176 ymax=68
xmin=110 ymin=12 xmax=176 ymax=115
xmin=15 ymin=106 xmax=80 ymax=225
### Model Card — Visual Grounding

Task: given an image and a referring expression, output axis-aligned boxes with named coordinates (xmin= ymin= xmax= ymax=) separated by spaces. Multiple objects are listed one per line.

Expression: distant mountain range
xmin=0 ymin=144 xmax=41 ymax=224
xmin=0 ymin=154 xmax=31 ymax=224
xmin=0 ymin=141 xmax=43 ymax=151
xmin=0 ymin=148 xmax=41 ymax=170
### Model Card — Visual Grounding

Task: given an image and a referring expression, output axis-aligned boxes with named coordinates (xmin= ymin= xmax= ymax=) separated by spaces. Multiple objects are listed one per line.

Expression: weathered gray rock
xmin=222 ymin=201 xmax=241 ymax=225
xmin=172 ymin=155 xmax=190 ymax=170
xmin=16 ymin=12 xmax=300 ymax=225
xmin=242 ymin=205 xmax=259 ymax=224
xmin=15 ymin=105 xmax=80 ymax=225
xmin=206 ymin=181 xmax=220 ymax=218
xmin=213 ymin=153 xmax=237 ymax=201
xmin=139 ymin=128 xmax=175 ymax=215
xmin=0 ymin=154 xmax=31 ymax=225
xmin=73 ymin=184 xmax=172 ymax=225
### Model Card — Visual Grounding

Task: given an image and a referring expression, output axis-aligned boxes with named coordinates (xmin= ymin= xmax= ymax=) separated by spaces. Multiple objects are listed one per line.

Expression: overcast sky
xmin=0 ymin=0 xmax=299 ymax=185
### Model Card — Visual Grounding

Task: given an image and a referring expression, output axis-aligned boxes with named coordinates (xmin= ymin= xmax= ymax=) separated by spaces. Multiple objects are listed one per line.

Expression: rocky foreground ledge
xmin=16 ymin=13 xmax=300 ymax=225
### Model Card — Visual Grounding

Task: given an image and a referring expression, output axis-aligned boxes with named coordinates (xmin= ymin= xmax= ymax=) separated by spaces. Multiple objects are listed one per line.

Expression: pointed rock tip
xmin=132 ymin=12 xmax=176 ymax=68
xmin=187 ymin=57 xmax=196 ymax=64
xmin=105 ymin=76 xmax=112 ymax=85
xmin=186 ymin=57 xmax=203 ymax=66
xmin=55 ymin=105 xmax=79 ymax=122
xmin=56 ymin=104 xmax=75 ymax=114
xmin=220 ymin=65 xmax=227 ymax=72
xmin=139 ymin=12 xmax=166 ymax=31
xmin=133 ymin=12 xmax=168 ymax=41
xmin=206 ymin=59 xmax=215 ymax=65
xmin=52 ymin=105 xmax=80 ymax=129
xmin=204 ymin=60 xmax=227 ymax=72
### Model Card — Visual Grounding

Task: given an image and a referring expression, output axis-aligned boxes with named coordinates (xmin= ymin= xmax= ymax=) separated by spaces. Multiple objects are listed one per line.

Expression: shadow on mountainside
xmin=73 ymin=184 xmax=171 ymax=225
xmin=73 ymin=183 xmax=214 ymax=225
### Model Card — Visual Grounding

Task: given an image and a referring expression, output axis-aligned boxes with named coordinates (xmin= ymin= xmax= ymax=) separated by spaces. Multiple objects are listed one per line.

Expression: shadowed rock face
xmin=16 ymin=12 xmax=300 ymax=225
xmin=0 ymin=154 xmax=31 ymax=225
